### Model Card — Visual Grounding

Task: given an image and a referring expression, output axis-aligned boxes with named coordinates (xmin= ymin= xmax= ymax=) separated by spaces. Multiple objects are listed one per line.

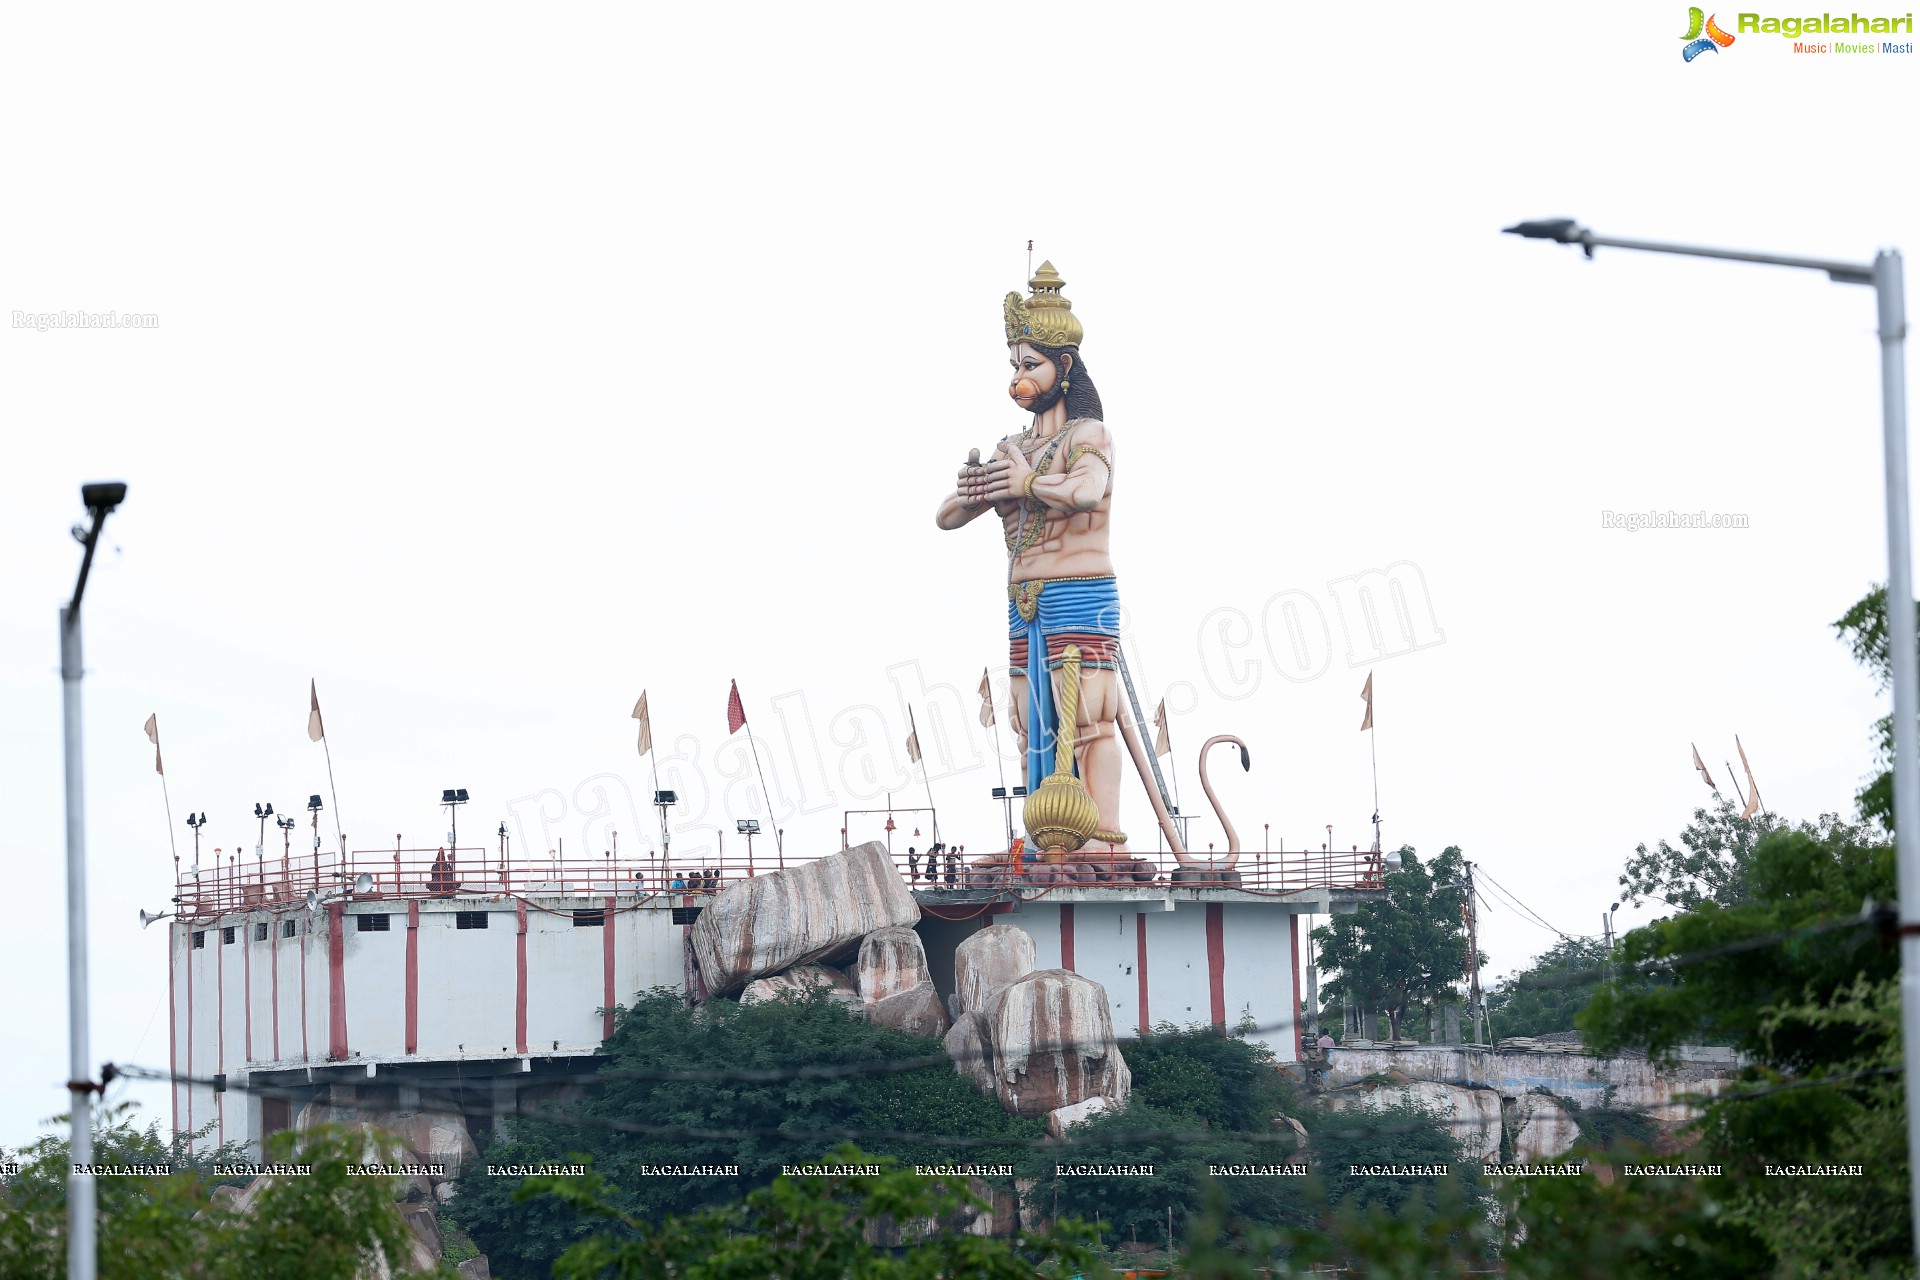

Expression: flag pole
xmin=910 ymin=705 xmax=939 ymax=847
xmin=1369 ymin=718 xmax=1382 ymax=852
xmin=742 ymin=703 xmax=783 ymax=868
xmin=983 ymin=668 xmax=1012 ymax=848
xmin=1724 ymin=761 xmax=1748 ymax=812
xmin=311 ymin=681 xmax=345 ymax=855
xmin=149 ymin=718 xmax=179 ymax=862
xmin=322 ymin=736 xmax=344 ymax=855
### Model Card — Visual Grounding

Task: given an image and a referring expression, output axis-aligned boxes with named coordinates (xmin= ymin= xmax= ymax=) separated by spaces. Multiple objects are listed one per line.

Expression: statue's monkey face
xmin=1008 ymin=341 xmax=1071 ymax=413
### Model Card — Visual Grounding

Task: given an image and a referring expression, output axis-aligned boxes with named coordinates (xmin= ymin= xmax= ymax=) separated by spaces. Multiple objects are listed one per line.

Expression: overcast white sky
xmin=3 ymin=3 xmax=1914 ymax=1147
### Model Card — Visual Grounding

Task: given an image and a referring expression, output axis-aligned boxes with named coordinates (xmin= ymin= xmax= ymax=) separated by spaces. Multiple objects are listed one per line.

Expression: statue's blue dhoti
xmin=1007 ymin=575 xmax=1121 ymax=794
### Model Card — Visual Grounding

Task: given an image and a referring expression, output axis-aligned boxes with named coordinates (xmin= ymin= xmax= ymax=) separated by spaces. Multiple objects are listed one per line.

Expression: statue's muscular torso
xmin=939 ymin=417 xmax=1116 ymax=585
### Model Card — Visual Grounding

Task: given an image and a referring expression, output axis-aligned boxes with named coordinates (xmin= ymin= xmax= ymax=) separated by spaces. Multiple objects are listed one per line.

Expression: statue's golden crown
xmin=1003 ymin=260 xmax=1083 ymax=348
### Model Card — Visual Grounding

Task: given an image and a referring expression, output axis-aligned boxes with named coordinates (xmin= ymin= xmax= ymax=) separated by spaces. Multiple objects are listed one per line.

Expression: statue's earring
xmin=1061 ymin=378 xmax=1071 ymax=391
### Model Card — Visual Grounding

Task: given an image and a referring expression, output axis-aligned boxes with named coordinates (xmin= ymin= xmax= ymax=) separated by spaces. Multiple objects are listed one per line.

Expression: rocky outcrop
xmin=739 ymin=964 xmax=858 ymax=1006
xmin=982 ymin=968 xmax=1131 ymax=1117
xmin=854 ymin=927 xmax=933 ymax=1002
xmin=1321 ymin=1079 xmax=1503 ymax=1162
xmin=946 ymin=1012 xmax=997 ymax=1096
xmin=864 ymin=980 xmax=951 ymax=1037
xmin=689 ymin=842 xmax=919 ymax=995
xmin=1510 ymin=1093 xmax=1580 ymax=1163
xmin=1044 ymin=1095 xmax=1114 ymax=1138
xmin=226 ymin=1096 xmax=489 ymax=1277
xmin=953 ymin=924 xmax=1035 ymax=1015
xmin=295 ymin=1098 xmax=479 ymax=1174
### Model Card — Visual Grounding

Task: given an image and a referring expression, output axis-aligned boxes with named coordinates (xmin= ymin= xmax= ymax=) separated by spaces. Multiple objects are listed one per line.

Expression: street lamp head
xmin=1502 ymin=217 xmax=1594 ymax=258
xmin=81 ymin=482 xmax=128 ymax=513
xmin=308 ymin=795 xmax=323 ymax=811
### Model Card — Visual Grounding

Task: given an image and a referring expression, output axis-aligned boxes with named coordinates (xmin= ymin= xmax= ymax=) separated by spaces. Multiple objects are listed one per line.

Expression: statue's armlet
xmin=1040 ymin=423 xmax=1113 ymax=512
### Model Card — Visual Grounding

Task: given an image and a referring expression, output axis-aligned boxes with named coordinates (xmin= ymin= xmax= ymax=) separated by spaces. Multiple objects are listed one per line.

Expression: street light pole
xmin=1505 ymin=219 xmax=1915 ymax=1257
xmin=61 ymin=480 xmax=127 ymax=1280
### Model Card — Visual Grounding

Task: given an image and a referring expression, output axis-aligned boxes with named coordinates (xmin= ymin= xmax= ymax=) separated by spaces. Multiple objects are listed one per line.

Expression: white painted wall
xmin=523 ymin=903 xmax=614 ymax=1053
xmin=416 ymin=908 xmax=518 ymax=1055
xmin=1069 ymin=901 xmax=1140 ymax=1036
xmin=1219 ymin=903 xmax=1298 ymax=1061
xmin=340 ymin=909 xmax=409 ymax=1057
xmin=1144 ymin=903 xmax=1212 ymax=1031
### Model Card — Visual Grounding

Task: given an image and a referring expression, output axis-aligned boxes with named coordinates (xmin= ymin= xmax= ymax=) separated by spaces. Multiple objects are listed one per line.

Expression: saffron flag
xmin=726 ymin=680 xmax=747 ymax=735
xmin=307 ymin=679 xmax=325 ymax=743
xmin=1737 ymin=735 xmax=1762 ymax=819
xmin=978 ymin=669 xmax=995 ymax=727
xmin=1153 ymin=699 xmax=1171 ymax=758
xmin=144 ymin=712 xmax=162 ymax=775
xmin=1359 ymin=673 xmax=1374 ymax=732
xmin=1691 ymin=743 xmax=1718 ymax=793
xmin=906 ymin=728 xmax=922 ymax=764
xmin=633 ymin=691 xmax=652 ymax=756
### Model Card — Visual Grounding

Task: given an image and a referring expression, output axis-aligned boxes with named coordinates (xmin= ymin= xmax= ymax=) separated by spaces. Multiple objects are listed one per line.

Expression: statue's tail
xmin=1117 ymin=702 xmax=1193 ymax=864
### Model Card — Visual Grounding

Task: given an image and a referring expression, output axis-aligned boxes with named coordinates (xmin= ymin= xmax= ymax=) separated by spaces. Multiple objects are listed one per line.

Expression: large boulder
xmin=854 ymin=927 xmax=933 ymax=1002
xmin=739 ymin=964 xmax=858 ymax=1006
xmin=982 ymin=969 xmax=1131 ymax=1117
xmin=689 ymin=842 xmax=920 ymax=995
xmin=1321 ymin=1080 xmax=1503 ymax=1162
xmin=1510 ymin=1093 xmax=1581 ymax=1163
xmin=295 ymin=1098 xmax=479 ymax=1174
xmin=953 ymin=924 xmax=1036 ymax=1014
xmin=1044 ymin=1095 xmax=1114 ymax=1139
xmin=864 ymin=981 xmax=951 ymax=1038
xmin=945 ymin=1011 xmax=996 ymax=1096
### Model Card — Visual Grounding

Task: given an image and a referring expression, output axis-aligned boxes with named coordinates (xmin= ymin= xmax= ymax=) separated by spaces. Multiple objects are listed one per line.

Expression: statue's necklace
xmin=1005 ymin=431 xmax=1071 ymax=564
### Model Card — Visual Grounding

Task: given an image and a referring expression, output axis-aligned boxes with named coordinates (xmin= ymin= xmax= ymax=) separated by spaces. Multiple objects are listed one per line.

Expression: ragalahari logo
xmin=1681 ymin=7 xmax=1738 ymax=57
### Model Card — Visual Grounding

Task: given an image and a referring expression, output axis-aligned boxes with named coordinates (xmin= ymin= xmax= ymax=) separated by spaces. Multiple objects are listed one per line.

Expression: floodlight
xmin=737 ymin=819 xmax=761 ymax=835
xmin=81 ymin=482 xmax=128 ymax=512
xmin=308 ymin=795 xmax=323 ymax=811
xmin=654 ymin=790 xmax=678 ymax=806
xmin=991 ymin=787 xmax=1008 ymax=799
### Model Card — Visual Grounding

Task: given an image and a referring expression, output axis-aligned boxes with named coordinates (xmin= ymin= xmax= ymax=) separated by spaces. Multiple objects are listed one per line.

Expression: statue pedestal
xmin=1170 ymin=867 xmax=1242 ymax=887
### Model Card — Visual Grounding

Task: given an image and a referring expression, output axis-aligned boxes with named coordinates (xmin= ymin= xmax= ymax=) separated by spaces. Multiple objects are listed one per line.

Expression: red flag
xmin=726 ymin=680 xmax=747 ymax=735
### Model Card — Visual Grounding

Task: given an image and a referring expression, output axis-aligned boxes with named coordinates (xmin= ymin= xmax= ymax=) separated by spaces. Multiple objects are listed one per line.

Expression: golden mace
xmin=1022 ymin=644 xmax=1102 ymax=863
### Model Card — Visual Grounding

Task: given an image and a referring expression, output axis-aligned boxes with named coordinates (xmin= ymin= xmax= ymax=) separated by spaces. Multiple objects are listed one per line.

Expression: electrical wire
xmin=1472 ymin=868 xmax=1583 ymax=941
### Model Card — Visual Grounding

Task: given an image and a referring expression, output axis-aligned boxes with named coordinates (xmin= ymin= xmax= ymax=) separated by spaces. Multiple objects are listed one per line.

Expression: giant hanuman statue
xmin=934 ymin=263 xmax=1135 ymax=865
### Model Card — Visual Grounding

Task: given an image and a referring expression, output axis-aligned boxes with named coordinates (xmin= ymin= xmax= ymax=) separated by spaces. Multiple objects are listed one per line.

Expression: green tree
xmin=1581 ymin=808 xmax=1908 ymax=1273
xmin=1616 ymin=796 xmax=1784 ymax=912
xmin=1835 ymin=583 xmax=1916 ymax=828
xmin=0 ymin=1109 xmax=449 ymax=1280
xmin=1311 ymin=845 xmax=1471 ymax=1041
xmin=1484 ymin=936 xmax=1613 ymax=1039
xmin=529 ymin=1143 xmax=1106 ymax=1280
xmin=446 ymin=987 xmax=1044 ymax=1279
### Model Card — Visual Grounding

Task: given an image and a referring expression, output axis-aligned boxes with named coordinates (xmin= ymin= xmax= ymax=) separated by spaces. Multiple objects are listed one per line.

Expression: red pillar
xmin=1205 ymin=904 xmax=1226 ymax=1029
xmin=405 ymin=901 xmax=420 ymax=1055
xmin=327 ymin=902 xmax=349 ymax=1059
